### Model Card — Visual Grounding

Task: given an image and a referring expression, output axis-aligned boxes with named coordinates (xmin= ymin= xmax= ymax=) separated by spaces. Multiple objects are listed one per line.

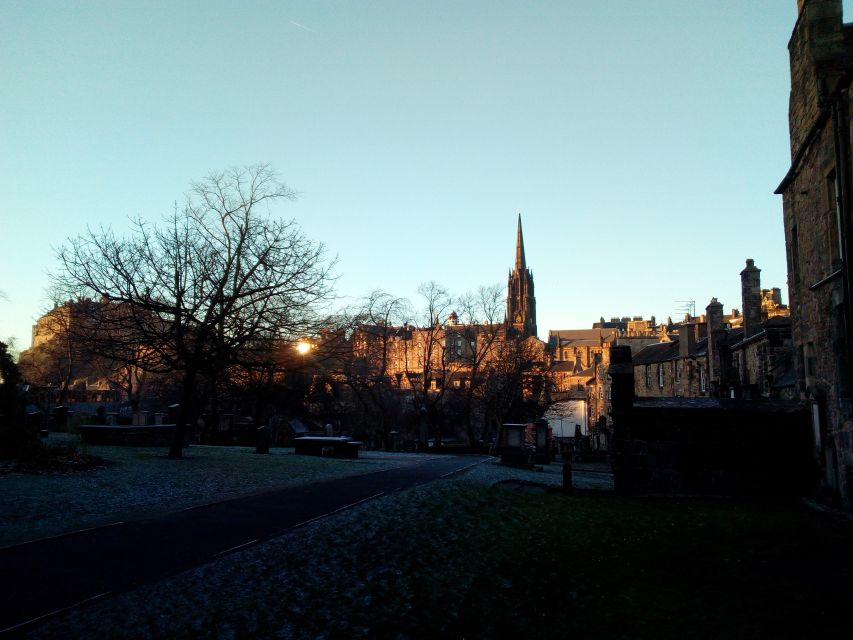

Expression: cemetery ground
xmin=2 ymin=441 xmax=852 ymax=639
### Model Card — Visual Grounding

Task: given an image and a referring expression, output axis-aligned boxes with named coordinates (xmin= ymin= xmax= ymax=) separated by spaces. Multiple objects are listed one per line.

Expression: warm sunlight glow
xmin=296 ymin=341 xmax=311 ymax=355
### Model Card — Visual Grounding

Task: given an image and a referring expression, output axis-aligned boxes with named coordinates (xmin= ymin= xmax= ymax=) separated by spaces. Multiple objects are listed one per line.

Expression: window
xmin=658 ymin=364 xmax=665 ymax=388
xmin=700 ymin=366 xmax=707 ymax=393
xmin=675 ymin=362 xmax=681 ymax=383
xmin=451 ymin=336 xmax=463 ymax=358
xmin=645 ymin=365 xmax=651 ymax=388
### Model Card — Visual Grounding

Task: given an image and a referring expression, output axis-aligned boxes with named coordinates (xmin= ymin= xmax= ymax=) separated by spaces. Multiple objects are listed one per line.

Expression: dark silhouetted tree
xmin=0 ymin=340 xmax=35 ymax=458
xmin=52 ymin=164 xmax=335 ymax=457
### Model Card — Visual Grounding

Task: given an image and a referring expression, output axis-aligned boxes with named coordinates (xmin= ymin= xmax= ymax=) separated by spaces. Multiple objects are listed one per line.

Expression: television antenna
xmin=675 ymin=299 xmax=696 ymax=319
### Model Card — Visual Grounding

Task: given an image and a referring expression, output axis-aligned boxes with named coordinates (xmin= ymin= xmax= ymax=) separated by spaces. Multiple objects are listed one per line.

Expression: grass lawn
xmin=28 ymin=461 xmax=853 ymax=639
xmin=0 ymin=436 xmax=403 ymax=547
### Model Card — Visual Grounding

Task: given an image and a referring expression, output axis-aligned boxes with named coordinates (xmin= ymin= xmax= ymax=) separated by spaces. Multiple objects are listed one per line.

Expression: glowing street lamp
xmin=295 ymin=340 xmax=312 ymax=374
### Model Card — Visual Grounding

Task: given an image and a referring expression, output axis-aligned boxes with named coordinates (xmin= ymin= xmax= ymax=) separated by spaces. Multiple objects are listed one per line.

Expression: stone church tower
xmin=506 ymin=214 xmax=537 ymax=338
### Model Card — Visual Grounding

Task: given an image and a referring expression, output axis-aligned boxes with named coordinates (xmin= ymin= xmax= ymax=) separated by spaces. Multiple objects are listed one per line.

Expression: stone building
xmin=775 ymin=0 xmax=853 ymax=506
xmin=632 ymin=326 xmax=712 ymax=399
xmin=629 ymin=259 xmax=793 ymax=403
xmin=547 ymin=322 xmax=663 ymax=426
xmin=345 ymin=216 xmax=548 ymax=440
xmin=352 ymin=213 xmax=545 ymax=390
xmin=592 ymin=316 xmax=664 ymax=335
xmin=18 ymin=300 xmax=124 ymax=408
xmin=548 ymin=322 xmax=665 ymax=378
xmin=548 ymin=328 xmax=616 ymax=391
xmin=726 ymin=261 xmax=796 ymax=400
xmin=26 ymin=300 xmax=94 ymax=349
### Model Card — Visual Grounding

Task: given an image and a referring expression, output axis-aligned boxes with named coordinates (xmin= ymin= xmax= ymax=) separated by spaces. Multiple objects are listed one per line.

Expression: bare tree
xmin=403 ymin=281 xmax=456 ymax=446
xmin=343 ymin=290 xmax=412 ymax=443
xmin=482 ymin=334 xmax=549 ymax=450
xmin=453 ymin=284 xmax=505 ymax=445
xmin=52 ymin=164 xmax=335 ymax=457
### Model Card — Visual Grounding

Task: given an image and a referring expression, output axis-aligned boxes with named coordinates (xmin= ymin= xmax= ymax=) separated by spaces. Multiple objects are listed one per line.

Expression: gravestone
xmin=256 ymin=425 xmax=270 ymax=454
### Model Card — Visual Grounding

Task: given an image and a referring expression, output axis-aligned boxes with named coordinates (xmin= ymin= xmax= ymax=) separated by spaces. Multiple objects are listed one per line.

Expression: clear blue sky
xmin=0 ymin=1 xmax=834 ymax=350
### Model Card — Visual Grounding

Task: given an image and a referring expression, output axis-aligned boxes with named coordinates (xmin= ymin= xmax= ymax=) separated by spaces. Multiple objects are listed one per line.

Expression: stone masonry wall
xmin=780 ymin=0 xmax=853 ymax=506
xmin=788 ymin=0 xmax=844 ymax=153
xmin=633 ymin=357 xmax=708 ymax=399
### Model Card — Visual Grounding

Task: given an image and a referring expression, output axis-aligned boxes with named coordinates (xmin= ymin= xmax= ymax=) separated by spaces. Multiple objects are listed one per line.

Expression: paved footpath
xmin=0 ymin=454 xmax=489 ymax=636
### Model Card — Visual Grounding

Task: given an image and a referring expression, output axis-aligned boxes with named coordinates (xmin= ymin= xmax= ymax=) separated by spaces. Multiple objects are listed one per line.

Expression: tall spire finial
xmin=516 ymin=212 xmax=526 ymax=271
xmin=507 ymin=213 xmax=536 ymax=338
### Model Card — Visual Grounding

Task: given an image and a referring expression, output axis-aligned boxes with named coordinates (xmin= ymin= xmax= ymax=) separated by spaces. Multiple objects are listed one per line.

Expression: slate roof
xmin=631 ymin=337 xmax=708 ymax=365
xmin=726 ymin=327 xmax=745 ymax=342
xmin=549 ymin=362 xmax=596 ymax=378
xmin=548 ymin=329 xmax=617 ymax=350
xmin=550 ymin=361 xmax=576 ymax=373
xmin=576 ymin=365 xmax=596 ymax=378
xmin=549 ymin=328 xmax=617 ymax=341
xmin=763 ymin=315 xmax=792 ymax=328
xmin=730 ymin=319 xmax=790 ymax=349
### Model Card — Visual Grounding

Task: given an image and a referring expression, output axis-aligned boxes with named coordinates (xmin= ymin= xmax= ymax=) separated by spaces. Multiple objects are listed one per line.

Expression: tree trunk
xmin=463 ymin=390 xmax=476 ymax=449
xmin=169 ymin=369 xmax=196 ymax=459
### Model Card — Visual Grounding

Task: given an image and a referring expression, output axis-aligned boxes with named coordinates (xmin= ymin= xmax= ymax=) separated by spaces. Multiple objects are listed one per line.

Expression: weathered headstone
xmin=562 ymin=461 xmax=573 ymax=495
xmin=256 ymin=425 xmax=270 ymax=454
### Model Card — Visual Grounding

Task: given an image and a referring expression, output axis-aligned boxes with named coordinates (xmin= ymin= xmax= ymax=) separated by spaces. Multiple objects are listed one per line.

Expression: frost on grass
xmin=30 ymin=460 xmax=557 ymax=640
xmin=0 ymin=440 xmax=402 ymax=547
xmin=26 ymin=460 xmax=850 ymax=640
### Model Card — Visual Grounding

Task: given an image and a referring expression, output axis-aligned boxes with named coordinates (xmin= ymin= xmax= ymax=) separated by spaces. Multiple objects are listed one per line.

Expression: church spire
xmin=507 ymin=213 xmax=537 ymax=338
xmin=515 ymin=213 xmax=526 ymax=271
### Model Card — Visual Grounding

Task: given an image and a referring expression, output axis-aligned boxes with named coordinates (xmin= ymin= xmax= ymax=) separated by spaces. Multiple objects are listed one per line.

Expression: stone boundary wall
xmin=620 ymin=402 xmax=814 ymax=495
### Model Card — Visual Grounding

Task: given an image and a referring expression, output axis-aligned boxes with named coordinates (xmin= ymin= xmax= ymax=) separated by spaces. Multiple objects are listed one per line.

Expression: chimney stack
xmin=741 ymin=259 xmax=762 ymax=339
xmin=705 ymin=298 xmax=724 ymax=389
xmin=679 ymin=322 xmax=696 ymax=360
xmin=771 ymin=287 xmax=782 ymax=306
